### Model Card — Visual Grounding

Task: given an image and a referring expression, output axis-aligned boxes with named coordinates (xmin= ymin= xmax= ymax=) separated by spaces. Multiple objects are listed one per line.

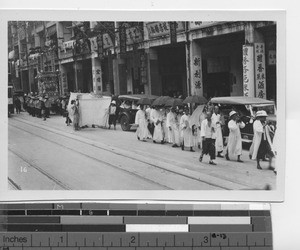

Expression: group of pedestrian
xmin=24 ymin=92 xmax=51 ymax=121
xmin=133 ymin=103 xmax=276 ymax=172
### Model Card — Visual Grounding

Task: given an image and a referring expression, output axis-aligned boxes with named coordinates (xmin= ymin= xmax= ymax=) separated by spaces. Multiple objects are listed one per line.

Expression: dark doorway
xmin=161 ymin=74 xmax=182 ymax=97
xmin=205 ymin=72 xmax=231 ymax=98
xmin=82 ymin=59 xmax=93 ymax=93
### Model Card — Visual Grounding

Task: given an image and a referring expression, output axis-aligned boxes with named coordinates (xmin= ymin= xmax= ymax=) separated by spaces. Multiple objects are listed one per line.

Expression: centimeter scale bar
xmin=0 ymin=203 xmax=272 ymax=249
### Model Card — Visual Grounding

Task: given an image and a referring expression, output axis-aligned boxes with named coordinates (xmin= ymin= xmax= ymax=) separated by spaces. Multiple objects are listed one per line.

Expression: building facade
xmin=8 ymin=21 xmax=277 ymax=100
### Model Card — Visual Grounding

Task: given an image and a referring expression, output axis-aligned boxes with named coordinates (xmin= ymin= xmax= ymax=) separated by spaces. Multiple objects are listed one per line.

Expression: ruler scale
xmin=0 ymin=203 xmax=273 ymax=249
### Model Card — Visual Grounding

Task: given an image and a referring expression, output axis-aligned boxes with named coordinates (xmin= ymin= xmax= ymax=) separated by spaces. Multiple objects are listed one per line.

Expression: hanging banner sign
xmin=169 ymin=22 xmax=177 ymax=44
xmin=242 ymin=45 xmax=255 ymax=97
xmin=96 ymin=34 xmax=103 ymax=59
xmin=254 ymin=43 xmax=267 ymax=99
xmin=63 ymin=40 xmax=75 ymax=52
xmin=103 ymin=33 xmax=114 ymax=49
xmin=146 ymin=22 xmax=185 ymax=38
xmin=126 ymin=27 xmax=143 ymax=45
xmin=140 ymin=52 xmax=147 ymax=85
xmin=89 ymin=37 xmax=98 ymax=53
xmin=119 ymin=23 xmax=127 ymax=55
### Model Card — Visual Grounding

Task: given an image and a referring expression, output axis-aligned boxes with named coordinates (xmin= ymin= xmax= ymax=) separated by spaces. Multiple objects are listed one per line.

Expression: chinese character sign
xmin=189 ymin=21 xmax=217 ymax=30
xmin=242 ymin=45 xmax=255 ymax=97
xmin=146 ymin=22 xmax=185 ymax=38
xmin=192 ymin=55 xmax=203 ymax=93
xmin=102 ymin=33 xmax=114 ymax=49
xmin=268 ymin=50 xmax=276 ymax=65
xmin=254 ymin=43 xmax=266 ymax=99
xmin=92 ymin=61 xmax=102 ymax=94
xmin=89 ymin=37 xmax=98 ymax=53
xmin=126 ymin=27 xmax=143 ymax=45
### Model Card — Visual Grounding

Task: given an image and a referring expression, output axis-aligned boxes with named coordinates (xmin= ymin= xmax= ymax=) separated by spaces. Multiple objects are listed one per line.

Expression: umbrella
xmin=189 ymin=104 xmax=206 ymax=127
xmin=137 ymin=98 xmax=152 ymax=105
xmin=164 ymin=98 xmax=184 ymax=108
xmin=152 ymin=96 xmax=172 ymax=107
xmin=183 ymin=95 xmax=207 ymax=104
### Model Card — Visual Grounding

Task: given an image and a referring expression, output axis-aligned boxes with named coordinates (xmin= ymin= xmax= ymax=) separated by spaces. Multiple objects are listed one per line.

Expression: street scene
xmin=7 ymin=21 xmax=277 ymax=190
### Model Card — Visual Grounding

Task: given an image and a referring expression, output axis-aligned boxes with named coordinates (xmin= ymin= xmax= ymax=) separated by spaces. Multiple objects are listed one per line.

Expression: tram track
xmin=9 ymin=123 xmax=173 ymax=190
xmin=10 ymin=118 xmax=231 ymax=190
xmin=8 ymin=148 xmax=72 ymax=190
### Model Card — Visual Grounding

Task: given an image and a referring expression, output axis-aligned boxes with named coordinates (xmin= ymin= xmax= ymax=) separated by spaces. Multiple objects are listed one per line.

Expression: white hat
xmin=111 ymin=100 xmax=116 ymax=105
xmin=256 ymin=110 xmax=268 ymax=117
xmin=229 ymin=110 xmax=237 ymax=117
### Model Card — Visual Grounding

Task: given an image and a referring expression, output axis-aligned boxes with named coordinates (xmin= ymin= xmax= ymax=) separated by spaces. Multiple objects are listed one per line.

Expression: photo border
xmin=0 ymin=9 xmax=286 ymax=202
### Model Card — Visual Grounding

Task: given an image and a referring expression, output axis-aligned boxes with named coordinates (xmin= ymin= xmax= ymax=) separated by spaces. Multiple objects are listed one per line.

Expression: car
xmin=210 ymin=96 xmax=277 ymax=144
xmin=117 ymin=94 xmax=159 ymax=131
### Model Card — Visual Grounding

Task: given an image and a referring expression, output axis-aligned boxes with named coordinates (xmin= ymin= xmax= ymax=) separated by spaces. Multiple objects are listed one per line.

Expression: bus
xmin=8 ymin=85 xmax=14 ymax=116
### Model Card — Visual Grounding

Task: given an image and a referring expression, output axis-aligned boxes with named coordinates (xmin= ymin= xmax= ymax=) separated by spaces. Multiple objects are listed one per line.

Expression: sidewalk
xmin=10 ymin=112 xmax=277 ymax=190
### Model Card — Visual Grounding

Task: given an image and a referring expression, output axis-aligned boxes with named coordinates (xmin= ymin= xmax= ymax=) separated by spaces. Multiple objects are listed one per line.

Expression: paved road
xmin=8 ymin=113 xmax=276 ymax=190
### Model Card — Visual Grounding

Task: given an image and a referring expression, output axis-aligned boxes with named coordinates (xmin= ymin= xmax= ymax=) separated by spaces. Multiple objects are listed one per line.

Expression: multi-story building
xmin=8 ymin=21 xmax=277 ymax=100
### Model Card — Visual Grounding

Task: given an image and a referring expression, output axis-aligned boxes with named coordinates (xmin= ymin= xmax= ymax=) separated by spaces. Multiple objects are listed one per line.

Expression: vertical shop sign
xmin=92 ymin=61 xmax=102 ymax=93
xmin=192 ymin=56 xmax=203 ymax=90
xmin=133 ymin=44 xmax=139 ymax=81
xmin=242 ymin=45 xmax=255 ymax=97
xmin=268 ymin=50 xmax=276 ymax=65
xmin=108 ymin=50 xmax=113 ymax=82
xmin=254 ymin=43 xmax=266 ymax=99
xmin=169 ymin=22 xmax=177 ymax=44
xmin=140 ymin=52 xmax=147 ymax=85
xmin=97 ymin=34 xmax=103 ymax=59
xmin=119 ymin=23 xmax=127 ymax=55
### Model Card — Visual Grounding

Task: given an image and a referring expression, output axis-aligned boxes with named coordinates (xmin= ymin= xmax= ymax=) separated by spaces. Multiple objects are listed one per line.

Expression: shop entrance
xmin=64 ymin=63 xmax=75 ymax=92
xmin=157 ymin=44 xmax=187 ymax=97
xmin=204 ymin=71 xmax=231 ymax=98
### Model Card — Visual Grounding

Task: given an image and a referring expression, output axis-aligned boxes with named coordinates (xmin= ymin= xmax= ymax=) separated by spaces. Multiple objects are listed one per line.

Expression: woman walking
xmin=71 ymin=99 xmax=80 ymax=131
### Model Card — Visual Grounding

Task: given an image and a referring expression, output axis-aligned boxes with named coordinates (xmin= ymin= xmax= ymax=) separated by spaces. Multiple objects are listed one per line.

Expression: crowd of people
xmin=132 ymin=103 xmax=277 ymax=173
xmin=15 ymin=93 xmax=277 ymax=173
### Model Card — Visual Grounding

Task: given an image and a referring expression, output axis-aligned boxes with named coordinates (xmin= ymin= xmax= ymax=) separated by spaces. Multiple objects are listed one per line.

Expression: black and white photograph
xmin=0 ymin=10 xmax=285 ymax=201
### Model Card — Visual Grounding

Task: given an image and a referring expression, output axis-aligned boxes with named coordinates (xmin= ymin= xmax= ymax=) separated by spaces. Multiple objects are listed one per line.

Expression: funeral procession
xmin=7 ymin=21 xmax=278 ymax=190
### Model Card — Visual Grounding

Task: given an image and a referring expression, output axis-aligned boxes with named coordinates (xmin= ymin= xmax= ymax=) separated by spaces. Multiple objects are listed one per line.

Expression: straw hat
xmin=229 ymin=110 xmax=237 ymax=117
xmin=256 ymin=110 xmax=268 ymax=117
xmin=111 ymin=100 xmax=116 ymax=105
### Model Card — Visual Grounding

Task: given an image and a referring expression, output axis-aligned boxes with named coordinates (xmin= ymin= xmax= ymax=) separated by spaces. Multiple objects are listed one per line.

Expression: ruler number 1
xmin=130 ymin=236 xmax=136 ymax=244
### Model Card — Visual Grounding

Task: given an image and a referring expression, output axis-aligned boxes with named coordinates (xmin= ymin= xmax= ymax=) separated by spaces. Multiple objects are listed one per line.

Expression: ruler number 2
xmin=130 ymin=236 xmax=136 ymax=244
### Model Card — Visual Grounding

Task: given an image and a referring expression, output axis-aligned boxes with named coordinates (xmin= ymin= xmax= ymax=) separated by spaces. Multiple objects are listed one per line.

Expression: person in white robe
xmin=161 ymin=108 xmax=169 ymax=143
xmin=151 ymin=106 xmax=164 ymax=144
xmin=212 ymin=106 xmax=224 ymax=157
xmin=166 ymin=108 xmax=180 ymax=147
xmin=135 ymin=105 xmax=148 ymax=141
xmin=225 ymin=110 xmax=245 ymax=162
xmin=199 ymin=111 xmax=217 ymax=165
xmin=249 ymin=110 xmax=275 ymax=172
xmin=145 ymin=105 xmax=153 ymax=139
xmin=180 ymin=108 xmax=194 ymax=152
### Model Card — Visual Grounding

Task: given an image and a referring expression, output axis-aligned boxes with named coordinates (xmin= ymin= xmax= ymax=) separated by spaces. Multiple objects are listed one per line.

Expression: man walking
xmin=212 ymin=106 xmax=224 ymax=157
xmin=225 ymin=111 xmax=245 ymax=162
xmin=180 ymin=108 xmax=194 ymax=152
xmin=199 ymin=111 xmax=217 ymax=165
